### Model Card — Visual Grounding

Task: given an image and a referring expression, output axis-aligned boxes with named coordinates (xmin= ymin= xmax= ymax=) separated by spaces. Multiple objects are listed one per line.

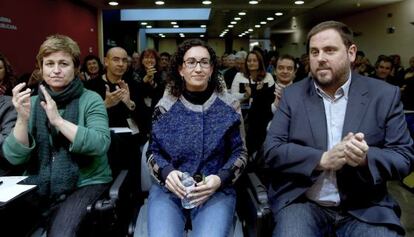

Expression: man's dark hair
xmin=375 ymin=55 xmax=394 ymax=69
xmin=278 ymin=54 xmax=297 ymax=70
xmin=160 ymin=52 xmax=171 ymax=59
xmin=306 ymin=21 xmax=354 ymax=53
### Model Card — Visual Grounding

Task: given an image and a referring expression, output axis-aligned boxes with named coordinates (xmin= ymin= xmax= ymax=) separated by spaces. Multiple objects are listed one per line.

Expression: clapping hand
xmin=344 ymin=132 xmax=369 ymax=167
xmin=39 ymin=85 xmax=63 ymax=127
xmin=12 ymin=83 xmax=32 ymax=121
xmin=104 ymin=84 xmax=123 ymax=108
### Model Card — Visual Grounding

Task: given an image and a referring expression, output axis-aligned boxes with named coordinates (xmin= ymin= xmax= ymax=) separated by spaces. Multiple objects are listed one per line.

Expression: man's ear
xmin=348 ymin=44 xmax=357 ymax=63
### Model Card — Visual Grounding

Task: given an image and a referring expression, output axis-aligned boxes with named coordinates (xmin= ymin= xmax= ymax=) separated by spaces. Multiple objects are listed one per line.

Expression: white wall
xmin=276 ymin=0 xmax=414 ymax=67
xmin=341 ymin=0 xmax=414 ymax=67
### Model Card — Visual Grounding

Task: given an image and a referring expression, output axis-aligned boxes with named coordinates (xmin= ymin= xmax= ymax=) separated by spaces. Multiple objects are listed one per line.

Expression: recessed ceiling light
xmin=155 ymin=1 xmax=165 ymax=5
xmin=201 ymin=24 xmax=206 ymax=28
xmin=248 ymin=28 xmax=253 ymax=32
xmin=108 ymin=1 xmax=118 ymax=6
xmin=141 ymin=22 xmax=148 ymax=25
xmin=238 ymin=12 xmax=246 ymax=16
xmin=294 ymin=1 xmax=304 ymax=4
xmin=171 ymin=22 xmax=177 ymax=25
xmin=200 ymin=34 xmax=205 ymax=37
xmin=234 ymin=17 xmax=241 ymax=20
xmin=228 ymin=25 xmax=234 ymax=28
xmin=173 ymin=25 xmax=179 ymax=28
xmin=249 ymin=1 xmax=259 ymax=4
xmin=202 ymin=1 xmax=212 ymax=4
xmin=146 ymin=25 xmax=152 ymax=28
xmin=260 ymin=21 xmax=267 ymax=24
xmin=231 ymin=21 xmax=237 ymax=24
xmin=275 ymin=12 xmax=283 ymax=16
xmin=255 ymin=25 xmax=261 ymax=28
xmin=267 ymin=17 xmax=274 ymax=21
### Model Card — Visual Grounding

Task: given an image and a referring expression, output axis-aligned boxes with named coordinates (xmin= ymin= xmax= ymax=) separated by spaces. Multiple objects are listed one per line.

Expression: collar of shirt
xmin=313 ymin=71 xmax=352 ymax=102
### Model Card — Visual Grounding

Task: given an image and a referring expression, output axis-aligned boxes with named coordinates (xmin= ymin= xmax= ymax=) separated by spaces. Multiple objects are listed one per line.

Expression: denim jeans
xmin=148 ymin=184 xmax=236 ymax=237
xmin=272 ymin=201 xmax=402 ymax=237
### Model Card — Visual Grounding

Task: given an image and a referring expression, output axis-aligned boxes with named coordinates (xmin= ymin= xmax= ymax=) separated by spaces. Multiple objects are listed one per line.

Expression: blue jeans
xmin=148 ymin=184 xmax=236 ymax=237
xmin=272 ymin=201 xmax=402 ymax=237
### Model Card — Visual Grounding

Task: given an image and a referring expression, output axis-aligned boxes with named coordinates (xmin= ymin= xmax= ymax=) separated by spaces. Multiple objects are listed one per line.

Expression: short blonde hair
xmin=36 ymin=34 xmax=81 ymax=69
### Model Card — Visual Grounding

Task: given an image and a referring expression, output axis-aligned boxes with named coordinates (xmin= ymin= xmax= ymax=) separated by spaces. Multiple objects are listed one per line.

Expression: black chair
xmin=81 ymin=131 xmax=142 ymax=237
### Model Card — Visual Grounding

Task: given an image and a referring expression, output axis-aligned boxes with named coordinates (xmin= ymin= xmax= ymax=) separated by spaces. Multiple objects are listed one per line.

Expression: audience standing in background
xmin=263 ymin=20 xmax=414 ymax=237
xmin=3 ymin=34 xmax=112 ymax=236
xmin=0 ymin=53 xmax=17 ymax=96
xmin=231 ymin=50 xmax=275 ymax=155
xmin=147 ymin=38 xmax=247 ymax=237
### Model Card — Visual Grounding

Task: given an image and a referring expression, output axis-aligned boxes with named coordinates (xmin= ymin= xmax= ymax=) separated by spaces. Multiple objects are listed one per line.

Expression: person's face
xmin=105 ymin=48 xmax=128 ymax=77
xmin=235 ymin=58 xmax=245 ymax=71
xmin=275 ymin=58 xmax=296 ymax=85
xmin=142 ymin=53 xmax=156 ymax=69
xmin=0 ymin=60 xmax=5 ymax=81
xmin=227 ymin=57 xmax=235 ymax=68
xmin=375 ymin=61 xmax=392 ymax=79
xmin=86 ymin=59 xmax=99 ymax=74
xmin=179 ymin=46 xmax=213 ymax=92
xmin=247 ymin=53 xmax=260 ymax=72
xmin=160 ymin=55 xmax=169 ymax=68
xmin=309 ymin=28 xmax=356 ymax=90
xmin=42 ymin=51 xmax=75 ymax=92
xmin=132 ymin=53 xmax=140 ymax=68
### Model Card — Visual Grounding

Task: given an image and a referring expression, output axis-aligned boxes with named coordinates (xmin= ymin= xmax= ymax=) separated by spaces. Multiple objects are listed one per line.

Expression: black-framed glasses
xmin=183 ymin=57 xmax=211 ymax=69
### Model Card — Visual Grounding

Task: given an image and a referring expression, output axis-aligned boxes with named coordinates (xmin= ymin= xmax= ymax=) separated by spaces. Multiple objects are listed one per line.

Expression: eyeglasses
xmin=183 ymin=57 xmax=211 ymax=69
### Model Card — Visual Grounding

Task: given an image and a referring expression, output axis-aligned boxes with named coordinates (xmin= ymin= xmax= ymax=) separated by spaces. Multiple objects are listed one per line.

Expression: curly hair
xmin=0 ymin=53 xmax=16 ymax=95
xmin=168 ymin=39 xmax=223 ymax=97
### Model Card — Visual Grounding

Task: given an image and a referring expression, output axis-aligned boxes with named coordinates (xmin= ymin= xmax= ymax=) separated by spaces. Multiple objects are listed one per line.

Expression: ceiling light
xmin=231 ymin=21 xmax=237 ymax=24
xmin=255 ymin=25 xmax=261 ymax=28
xmin=108 ymin=1 xmax=118 ymax=6
xmin=146 ymin=28 xmax=206 ymax=34
xmin=202 ymin=1 xmax=212 ymax=4
xmin=234 ymin=17 xmax=241 ymax=20
xmin=267 ymin=17 xmax=274 ymax=21
xmin=155 ymin=1 xmax=165 ymax=5
xmin=228 ymin=25 xmax=234 ymax=28
xmin=260 ymin=21 xmax=267 ymax=24
xmin=249 ymin=1 xmax=259 ymax=4
xmin=121 ymin=9 xmax=211 ymax=21
xmin=238 ymin=12 xmax=246 ymax=16
xmin=146 ymin=25 xmax=152 ymax=28
xmin=275 ymin=12 xmax=283 ymax=16
xmin=171 ymin=22 xmax=177 ymax=25
xmin=201 ymin=24 xmax=206 ymax=28
xmin=294 ymin=1 xmax=304 ymax=4
xmin=200 ymin=34 xmax=205 ymax=37
xmin=173 ymin=25 xmax=179 ymax=28
xmin=248 ymin=28 xmax=253 ymax=32
xmin=141 ymin=22 xmax=148 ymax=25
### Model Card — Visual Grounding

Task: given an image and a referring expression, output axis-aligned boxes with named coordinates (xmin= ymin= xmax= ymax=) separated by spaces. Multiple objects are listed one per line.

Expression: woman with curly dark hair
xmin=79 ymin=54 xmax=104 ymax=81
xmin=0 ymin=53 xmax=17 ymax=96
xmin=146 ymin=39 xmax=247 ymax=237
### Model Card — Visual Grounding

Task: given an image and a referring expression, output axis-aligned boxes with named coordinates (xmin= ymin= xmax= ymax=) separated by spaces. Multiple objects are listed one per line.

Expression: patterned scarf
xmin=24 ymin=78 xmax=84 ymax=201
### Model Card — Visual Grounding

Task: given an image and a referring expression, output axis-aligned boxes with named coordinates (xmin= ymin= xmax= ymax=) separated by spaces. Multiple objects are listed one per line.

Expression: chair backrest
xmin=140 ymin=141 xmax=154 ymax=192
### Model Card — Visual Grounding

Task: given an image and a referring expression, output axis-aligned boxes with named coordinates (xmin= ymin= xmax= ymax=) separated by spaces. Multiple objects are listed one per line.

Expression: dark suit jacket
xmin=263 ymin=72 xmax=414 ymax=233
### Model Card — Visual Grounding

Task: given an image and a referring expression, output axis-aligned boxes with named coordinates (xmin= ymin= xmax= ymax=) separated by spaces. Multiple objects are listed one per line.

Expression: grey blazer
xmin=0 ymin=95 xmax=17 ymax=158
xmin=263 ymin=72 xmax=414 ymax=233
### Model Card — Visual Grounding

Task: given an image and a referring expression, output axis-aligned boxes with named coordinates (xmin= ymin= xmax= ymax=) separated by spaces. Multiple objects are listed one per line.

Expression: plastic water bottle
xmin=181 ymin=172 xmax=196 ymax=209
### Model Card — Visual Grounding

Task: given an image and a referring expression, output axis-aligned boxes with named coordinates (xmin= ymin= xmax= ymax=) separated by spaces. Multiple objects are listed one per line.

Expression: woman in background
xmin=0 ymin=53 xmax=17 ymax=96
xmin=79 ymin=54 xmax=104 ymax=81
